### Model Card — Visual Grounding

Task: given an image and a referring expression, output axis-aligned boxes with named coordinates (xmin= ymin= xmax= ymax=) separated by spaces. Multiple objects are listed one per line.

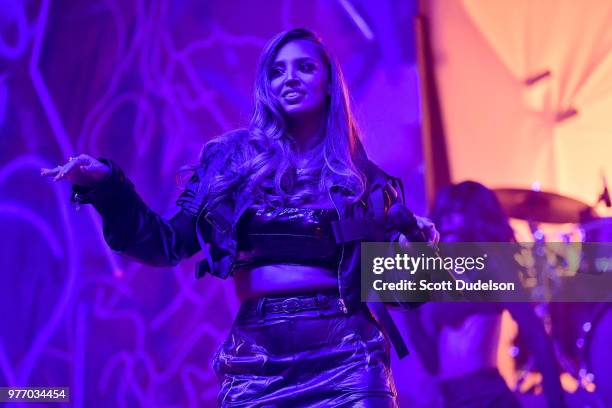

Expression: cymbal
xmin=494 ymin=188 xmax=594 ymax=223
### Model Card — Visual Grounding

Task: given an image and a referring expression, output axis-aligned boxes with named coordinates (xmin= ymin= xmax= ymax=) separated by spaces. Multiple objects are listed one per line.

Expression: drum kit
xmin=494 ymin=187 xmax=611 ymax=405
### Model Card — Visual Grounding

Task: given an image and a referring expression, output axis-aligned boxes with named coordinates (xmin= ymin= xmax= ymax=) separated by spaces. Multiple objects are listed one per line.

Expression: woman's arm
xmin=77 ymin=159 xmax=204 ymax=266
xmin=43 ymin=155 xmax=209 ymax=267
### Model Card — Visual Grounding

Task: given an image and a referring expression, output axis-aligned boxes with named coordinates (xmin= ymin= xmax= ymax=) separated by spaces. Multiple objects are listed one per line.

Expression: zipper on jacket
xmin=329 ymin=188 xmax=348 ymax=314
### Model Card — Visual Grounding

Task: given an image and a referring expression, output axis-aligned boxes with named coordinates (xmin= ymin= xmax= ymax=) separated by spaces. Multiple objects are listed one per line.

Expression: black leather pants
xmin=213 ymin=292 xmax=398 ymax=407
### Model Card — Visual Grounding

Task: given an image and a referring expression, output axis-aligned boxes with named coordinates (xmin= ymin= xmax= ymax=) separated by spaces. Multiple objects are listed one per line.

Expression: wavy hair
xmin=430 ymin=181 xmax=516 ymax=242
xmin=199 ymin=28 xmax=367 ymax=209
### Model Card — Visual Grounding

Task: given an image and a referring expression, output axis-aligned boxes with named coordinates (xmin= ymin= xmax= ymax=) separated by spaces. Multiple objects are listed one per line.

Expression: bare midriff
xmin=437 ymin=314 xmax=501 ymax=379
xmin=234 ymin=194 xmax=339 ymax=302
xmin=234 ymin=264 xmax=338 ymax=301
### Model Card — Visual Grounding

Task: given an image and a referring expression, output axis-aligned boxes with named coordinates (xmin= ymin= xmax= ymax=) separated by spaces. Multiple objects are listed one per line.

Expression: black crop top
xmin=234 ymin=207 xmax=340 ymax=270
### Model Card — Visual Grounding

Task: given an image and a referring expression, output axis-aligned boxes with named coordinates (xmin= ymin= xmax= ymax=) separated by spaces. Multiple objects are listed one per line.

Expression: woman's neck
xmin=287 ymin=115 xmax=325 ymax=157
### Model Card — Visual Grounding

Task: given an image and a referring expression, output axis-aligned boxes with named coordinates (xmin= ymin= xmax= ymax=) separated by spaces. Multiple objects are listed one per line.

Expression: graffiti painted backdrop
xmin=1 ymin=0 xmax=424 ymax=406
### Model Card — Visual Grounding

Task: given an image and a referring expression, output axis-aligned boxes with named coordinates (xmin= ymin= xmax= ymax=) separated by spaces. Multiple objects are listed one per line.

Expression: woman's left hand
xmin=415 ymin=215 xmax=440 ymax=247
xmin=398 ymin=216 xmax=440 ymax=249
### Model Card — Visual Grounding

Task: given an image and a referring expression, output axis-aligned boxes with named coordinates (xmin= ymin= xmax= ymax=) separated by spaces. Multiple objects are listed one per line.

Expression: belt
xmin=239 ymin=291 xmax=342 ymax=318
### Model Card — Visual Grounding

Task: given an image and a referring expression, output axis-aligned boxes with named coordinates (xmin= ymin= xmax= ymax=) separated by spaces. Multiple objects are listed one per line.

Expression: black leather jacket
xmin=72 ymin=131 xmax=414 ymax=355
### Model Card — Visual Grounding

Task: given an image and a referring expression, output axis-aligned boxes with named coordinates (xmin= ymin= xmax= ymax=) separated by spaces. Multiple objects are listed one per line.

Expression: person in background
xmin=406 ymin=181 xmax=565 ymax=407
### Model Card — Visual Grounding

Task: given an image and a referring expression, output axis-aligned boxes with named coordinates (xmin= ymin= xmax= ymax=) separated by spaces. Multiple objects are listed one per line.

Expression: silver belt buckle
xmin=282 ymin=297 xmax=301 ymax=313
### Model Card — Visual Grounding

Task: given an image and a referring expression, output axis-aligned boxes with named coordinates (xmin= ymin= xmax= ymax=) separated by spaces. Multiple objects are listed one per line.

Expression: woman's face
xmin=269 ymin=40 xmax=329 ymax=120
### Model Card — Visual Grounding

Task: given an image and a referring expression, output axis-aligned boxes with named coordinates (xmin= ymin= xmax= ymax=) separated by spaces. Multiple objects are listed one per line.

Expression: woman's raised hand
xmin=398 ymin=215 xmax=440 ymax=250
xmin=415 ymin=215 xmax=440 ymax=247
xmin=40 ymin=154 xmax=110 ymax=187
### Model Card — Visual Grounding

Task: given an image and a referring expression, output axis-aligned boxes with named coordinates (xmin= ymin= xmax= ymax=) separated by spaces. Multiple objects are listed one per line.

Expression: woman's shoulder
xmin=362 ymin=159 xmax=397 ymax=186
xmin=360 ymin=160 xmax=405 ymax=204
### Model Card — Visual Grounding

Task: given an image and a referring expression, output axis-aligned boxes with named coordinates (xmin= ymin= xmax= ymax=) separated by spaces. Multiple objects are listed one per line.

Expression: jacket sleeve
xmin=71 ymin=159 xmax=210 ymax=267
xmin=381 ymin=175 xmax=406 ymax=243
xmin=380 ymin=175 xmax=430 ymax=309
